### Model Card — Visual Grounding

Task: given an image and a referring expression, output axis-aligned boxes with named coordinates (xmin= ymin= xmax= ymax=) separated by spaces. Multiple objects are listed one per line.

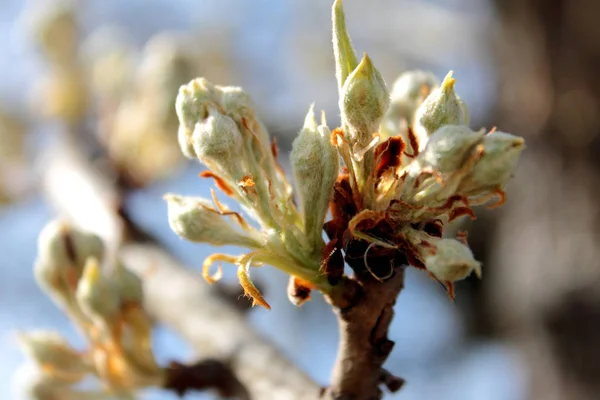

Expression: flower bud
xmin=291 ymin=105 xmax=339 ymax=252
xmin=380 ymin=70 xmax=439 ymax=141
xmin=113 ymin=262 xmax=143 ymax=305
xmin=17 ymin=331 xmax=88 ymax=383
xmin=191 ymin=108 xmax=246 ymax=179
xmin=176 ymin=78 xmax=217 ymax=130
xmin=332 ymin=0 xmax=359 ymax=92
xmin=217 ymin=86 xmax=275 ymax=171
xmin=218 ymin=85 xmax=256 ymax=122
xmin=423 ymin=238 xmax=481 ymax=282
xmin=75 ymin=257 xmax=120 ymax=325
xmin=35 ymin=220 xmax=105 ymax=301
xmin=340 ymin=54 xmax=390 ymax=148
xmin=37 ymin=220 xmax=105 ymax=272
xmin=413 ymin=71 xmax=467 ymax=151
xmin=390 ymin=70 xmax=440 ymax=107
xmin=379 ymin=70 xmax=439 ymax=143
xmin=419 ymin=125 xmax=484 ymax=173
xmin=458 ymin=131 xmax=525 ymax=195
xmin=175 ymin=78 xmax=218 ymax=158
xmin=405 ymin=228 xmax=481 ymax=282
xmin=165 ymin=194 xmax=264 ymax=248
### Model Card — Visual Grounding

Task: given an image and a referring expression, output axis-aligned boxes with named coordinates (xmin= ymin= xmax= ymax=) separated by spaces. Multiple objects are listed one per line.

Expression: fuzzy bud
xmin=191 ymin=108 xmax=246 ymax=179
xmin=291 ymin=105 xmax=339 ymax=252
xmin=165 ymin=194 xmax=264 ymax=248
xmin=34 ymin=220 xmax=104 ymax=302
xmin=459 ymin=131 xmax=525 ymax=195
xmin=380 ymin=70 xmax=439 ymax=140
xmin=176 ymin=78 xmax=218 ymax=158
xmin=413 ymin=71 xmax=467 ymax=151
xmin=75 ymin=257 xmax=120 ymax=325
xmin=424 ymin=239 xmax=481 ymax=282
xmin=419 ymin=125 xmax=485 ymax=173
xmin=340 ymin=54 xmax=390 ymax=148
xmin=405 ymin=228 xmax=481 ymax=282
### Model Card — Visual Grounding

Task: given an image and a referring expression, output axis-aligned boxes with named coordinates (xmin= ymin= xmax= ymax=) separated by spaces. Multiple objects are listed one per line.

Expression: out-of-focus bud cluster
xmin=96 ymin=32 xmax=199 ymax=185
xmin=18 ymin=219 xmax=163 ymax=399
xmin=22 ymin=1 xmax=236 ymax=186
xmin=166 ymin=0 xmax=525 ymax=304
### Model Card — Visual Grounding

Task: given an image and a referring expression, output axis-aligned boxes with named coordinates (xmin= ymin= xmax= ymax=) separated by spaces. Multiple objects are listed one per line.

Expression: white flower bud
xmin=390 ymin=70 xmax=439 ymax=106
xmin=291 ymin=105 xmax=339 ymax=252
xmin=218 ymin=85 xmax=256 ymax=122
xmin=405 ymin=228 xmax=481 ymax=282
xmin=176 ymin=78 xmax=218 ymax=130
xmin=218 ymin=86 xmax=273 ymax=156
xmin=191 ymin=108 xmax=246 ymax=179
xmin=423 ymin=238 xmax=481 ymax=282
xmin=340 ymin=54 xmax=390 ymax=148
xmin=413 ymin=71 xmax=467 ymax=151
xmin=18 ymin=332 xmax=88 ymax=382
xmin=75 ymin=257 xmax=120 ymax=325
xmin=37 ymin=220 xmax=105 ymax=272
xmin=459 ymin=131 xmax=525 ymax=195
xmin=165 ymin=194 xmax=264 ymax=248
xmin=380 ymin=70 xmax=439 ymax=139
xmin=175 ymin=78 xmax=218 ymax=159
xmin=34 ymin=220 xmax=104 ymax=302
xmin=419 ymin=125 xmax=484 ymax=173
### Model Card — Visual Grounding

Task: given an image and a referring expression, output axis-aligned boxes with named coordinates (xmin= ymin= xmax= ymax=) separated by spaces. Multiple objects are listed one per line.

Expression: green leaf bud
xmin=332 ymin=0 xmax=359 ymax=92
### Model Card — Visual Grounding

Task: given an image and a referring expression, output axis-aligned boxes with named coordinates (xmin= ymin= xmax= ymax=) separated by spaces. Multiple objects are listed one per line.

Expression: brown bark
xmin=321 ymin=270 xmax=405 ymax=400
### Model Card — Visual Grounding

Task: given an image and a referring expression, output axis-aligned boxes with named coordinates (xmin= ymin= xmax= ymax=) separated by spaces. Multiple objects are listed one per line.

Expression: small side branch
xmin=163 ymin=359 xmax=250 ymax=399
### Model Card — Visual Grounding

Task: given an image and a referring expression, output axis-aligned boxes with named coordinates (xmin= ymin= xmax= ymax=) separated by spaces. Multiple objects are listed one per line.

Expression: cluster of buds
xmin=99 ymin=32 xmax=198 ymax=185
xmin=17 ymin=220 xmax=162 ymax=399
xmin=168 ymin=77 xmax=337 ymax=308
xmin=167 ymin=0 xmax=525 ymax=306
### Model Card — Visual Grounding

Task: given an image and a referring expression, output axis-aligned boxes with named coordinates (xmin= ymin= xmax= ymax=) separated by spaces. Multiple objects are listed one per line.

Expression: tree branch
xmin=321 ymin=270 xmax=405 ymax=400
xmin=41 ymin=139 xmax=321 ymax=399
